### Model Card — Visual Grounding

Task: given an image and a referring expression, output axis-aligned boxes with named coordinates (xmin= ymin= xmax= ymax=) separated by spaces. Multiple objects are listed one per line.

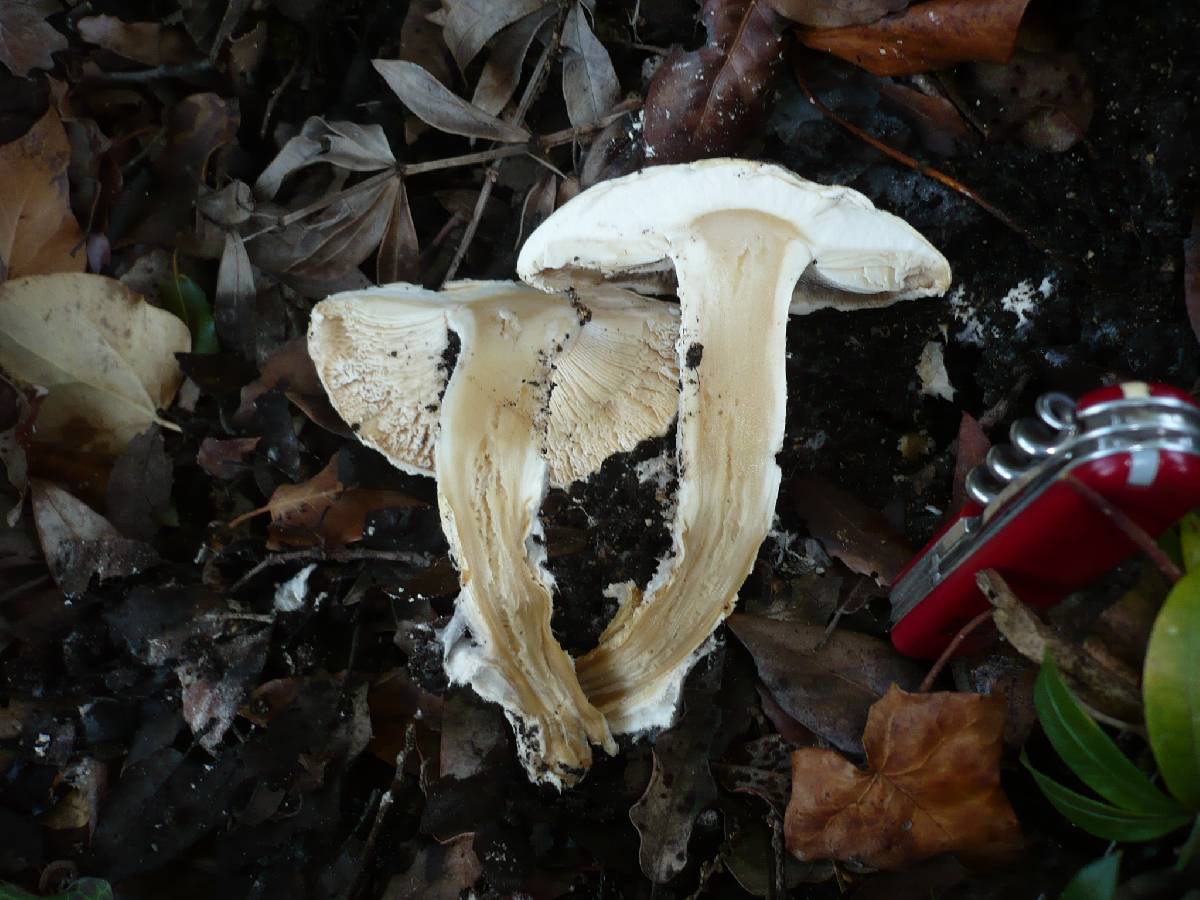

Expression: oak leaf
xmin=785 ymin=686 xmax=1023 ymax=869
xmin=0 ymin=108 xmax=85 ymax=280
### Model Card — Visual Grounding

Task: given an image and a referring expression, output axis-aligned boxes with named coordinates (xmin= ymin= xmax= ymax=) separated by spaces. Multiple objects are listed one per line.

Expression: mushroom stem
xmin=438 ymin=294 xmax=615 ymax=785
xmin=574 ymin=215 xmax=812 ymax=730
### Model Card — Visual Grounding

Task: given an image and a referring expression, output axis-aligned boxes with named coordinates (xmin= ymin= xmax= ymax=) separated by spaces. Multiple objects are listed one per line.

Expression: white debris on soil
xmin=274 ymin=563 xmax=317 ymax=612
xmin=948 ymin=274 xmax=1056 ymax=345
xmin=1000 ymin=276 xmax=1056 ymax=327
xmin=634 ymin=451 xmax=673 ymax=489
xmin=917 ymin=341 xmax=956 ymax=401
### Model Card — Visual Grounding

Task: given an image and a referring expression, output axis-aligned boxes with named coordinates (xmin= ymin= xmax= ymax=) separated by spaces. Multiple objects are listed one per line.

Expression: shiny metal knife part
xmin=889 ymin=382 xmax=1200 ymax=659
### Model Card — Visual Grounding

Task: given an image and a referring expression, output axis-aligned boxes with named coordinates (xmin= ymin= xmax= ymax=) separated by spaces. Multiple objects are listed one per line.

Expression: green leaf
xmin=1145 ymin=570 xmax=1200 ymax=809
xmin=1178 ymin=816 xmax=1200 ymax=870
xmin=160 ymin=272 xmax=219 ymax=354
xmin=0 ymin=881 xmax=112 ymax=900
xmin=1024 ymin=753 xmax=1193 ymax=841
xmin=0 ymin=882 xmax=37 ymax=900
xmin=1035 ymin=654 xmax=1184 ymax=816
xmin=1060 ymin=853 xmax=1121 ymax=900
xmin=1180 ymin=511 xmax=1200 ymax=573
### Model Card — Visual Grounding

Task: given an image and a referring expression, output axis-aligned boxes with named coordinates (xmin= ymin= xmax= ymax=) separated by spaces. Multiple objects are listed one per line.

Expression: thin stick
xmin=261 ymin=58 xmax=300 ymax=139
xmin=86 ymin=60 xmax=214 ymax=83
xmin=228 ymin=547 xmax=430 ymax=593
xmin=789 ymin=56 xmax=1044 ymax=253
xmin=1064 ymin=474 xmax=1183 ymax=584
xmin=918 ymin=608 xmax=994 ymax=692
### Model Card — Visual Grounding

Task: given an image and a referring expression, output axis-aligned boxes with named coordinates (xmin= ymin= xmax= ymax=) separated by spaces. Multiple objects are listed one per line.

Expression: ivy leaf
xmin=1059 ymin=853 xmax=1120 ymax=900
xmin=1034 ymin=654 xmax=1184 ymax=816
xmin=1144 ymin=571 xmax=1200 ymax=808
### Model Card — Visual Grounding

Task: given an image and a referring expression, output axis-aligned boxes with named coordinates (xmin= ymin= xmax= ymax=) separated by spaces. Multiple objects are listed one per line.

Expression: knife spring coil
xmin=965 ymin=392 xmax=1076 ymax=507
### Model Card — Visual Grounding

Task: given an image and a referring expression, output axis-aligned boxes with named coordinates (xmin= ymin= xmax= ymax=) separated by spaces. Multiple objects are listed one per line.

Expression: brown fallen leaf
xmin=0 ymin=108 xmax=86 ymax=280
xmin=155 ymin=93 xmax=240 ymax=182
xmin=400 ymin=0 xmax=454 ymax=87
xmin=442 ymin=0 xmax=546 ymax=72
xmin=471 ymin=5 xmax=555 ymax=116
xmin=372 ymin=59 xmax=531 ymax=142
xmin=255 ymin=118 xmax=396 ymax=201
xmin=768 ymin=0 xmax=907 ymax=27
xmin=950 ymin=410 xmax=990 ymax=515
xmin=231 ymin=452 xmax=423 ymax=549
xmin=236 ymin=336 xmax=349 ymax=435
xmin=561 ymin=2 xmax=620 ymax=127
xmin=0 ymin=0 xmax=68 ymax=78
xmin=791 ymin=476 xmax=912 ymax=586
xmin=643 ymin=0 xmax=784 ymax=165
xmin=377 ymin=178 xmax=421 ymax=284
xmin=197 ymin=436 xmax=260 ymax=480
xmin=0 ymin=374 xmax=41 ymax=523
xmin=105 ymin=425 xmax=172 ymax=541
xmin=785 ymin=686 xmax=1023 ymax=869
xmin=728 ymin=614 xmax=923 ymax=754
xmin=214 ymin=231 xmax=255 ymax=359
xmin=30 ymin=479 xmax=158 ymax=595
xmin=877 ymin=80 xmax=973 ymax=157
xmin=0 ymin=274 xmax=190 ymax=454
xmin=77 ymin=15 xmax=198 ymax=67
xmin=798 ymin=0 xmax=1032 ymax=77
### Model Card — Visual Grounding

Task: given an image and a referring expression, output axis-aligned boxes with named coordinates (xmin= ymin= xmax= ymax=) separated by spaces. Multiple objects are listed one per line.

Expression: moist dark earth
xmin=2 ymin=0 xmax=1199 ymax=898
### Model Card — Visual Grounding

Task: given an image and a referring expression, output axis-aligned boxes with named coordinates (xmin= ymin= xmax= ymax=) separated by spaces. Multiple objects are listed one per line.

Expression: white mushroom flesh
xmin=518 ymin=159 xmax=951 ymax=733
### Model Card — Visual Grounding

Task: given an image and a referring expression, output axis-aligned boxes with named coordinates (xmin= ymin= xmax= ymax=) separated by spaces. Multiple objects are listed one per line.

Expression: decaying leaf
xmin=768 ymin=0 xmax=906 ymax=28
xmin=561 ymin=3 xmax=620 ymax=127
xmin=442 ymin=0 xmax=546 ymax=72
xmin=105 ymin=425 xmax=172 ymax=541
xmin=377 ymin=178 xmax=421 ymax=284
xmin=786 ymin=686 xmax=1023 ymax=869
xmin=197 ymin=436 xmax=259 ymax=479
xmin=400 ymin=0 xmax=454 ymax=87
xmin=968 ymin=44 xmax=1094 ymax=153
xmin=791 ymin=476 xmax=912 ymax=586
xmin=156 ymin=93 xmax=240 ymax=182
xmin=373 ymin=59 xmax=532 ymax=142
xmin=728 ymin=614 xmax=922 ymax=754
xmin=950 ymin=410 xmax=990 ymax=515
xmin=236 ymin=336 xmax=349 ymax=436
xmin=630 ymin=648 xmax=723 ymax=884
xmin=0 ymin=0 xmax=68 ymax=77
xmin=214 ymin=231 xmax=255 ymax=359
xmin=471 ymin=5 xmax=555 ymax=116
xmin=0 ymin=274 xmax=190 ymax=454
xmin=233 ymin=451 xmax=423 ymax=549
xmin=799 ymin=0 xmax=1032 ymax=77
xmin=31 ymin=479 xmax=158 ymax=595
xmin=77 ymin=15 xmax=198 ymax=67
xmin=178 ymin=627 xmax=270 ymax=751
xmin=0 ymin=108 xmax=86 ymax=280
xmin=0 ymin=374 xmax=41 ymax=523
xmin=255 ymin=118 xmax=396 ymax=201
xmin=643 ymin=0 xmax=784 ymax=164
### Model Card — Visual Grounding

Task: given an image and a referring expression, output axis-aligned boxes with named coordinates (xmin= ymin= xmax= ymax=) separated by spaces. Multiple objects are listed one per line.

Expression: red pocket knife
xmin=890 ymin=382 xmax=1200 ymax=659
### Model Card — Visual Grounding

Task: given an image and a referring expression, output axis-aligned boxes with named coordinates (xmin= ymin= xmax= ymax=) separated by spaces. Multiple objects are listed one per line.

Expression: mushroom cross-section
xmin=308 ymin=280 xmax=679 ymax=787
xmin=518 ymin=158 xmax=952 ymax=734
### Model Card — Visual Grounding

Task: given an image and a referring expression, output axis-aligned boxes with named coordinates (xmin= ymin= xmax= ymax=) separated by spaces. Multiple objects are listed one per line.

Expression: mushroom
xmin=518 ymin=158 xmax=952 ymax=734
xmin=308 ymin=281 xmax=679 ymax=787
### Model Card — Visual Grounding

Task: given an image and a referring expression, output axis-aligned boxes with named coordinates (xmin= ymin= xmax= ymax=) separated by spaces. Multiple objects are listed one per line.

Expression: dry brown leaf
xmin=791 ymin=476 xmax=912 ymax=586
xmin=769 ymin=0 xmax=907 ymax=27
xmin=0 ymin=274 xmax=190 ymax=454
xmin=785 ymin=686 xmax=1023 ymax=869
xmin=377 ymin=178 xmax=420 ymax=284
xmin=0 ymin=374 xmax=41 ymax=523
xmin=77 ymin=15 xmax=198 ymax=66
xmin=0 ymin=0 xmax=68 ymax=77
xmin=400 ymin=0 xmax=454 ymax=87
xmin=255 ymin=118 xmax=396 ymax=201
xmin=235 ymin=337 xmax=349 ymax=435
xmin=643 ymin=0 xmax=784 ymax=164
xmin=197 ymin=436 xmax=260 ymax=479
xmin=0 ymin=108 xmax=86 ymax=280
xmin=156 ymin=93 xmax=240 ymax=182
xmin=233 ymin=452 xmax=423 ymax=549
xmin=442 ymin=0 xmax=547 ymax=72
xmin=372 ymin=59 xmax=531 ymax=142
xmin=215 ymin=231 xmax=255 ymax=358
xmin=950 ymin=410 xmax=990 ymax=515
xmin=799 ymin=0 xmax=1032 ymax=77
xmin=561 ymin=3 xmax=620 ymax=126
xmin=471 ymin=5 xmax=555 ymax=116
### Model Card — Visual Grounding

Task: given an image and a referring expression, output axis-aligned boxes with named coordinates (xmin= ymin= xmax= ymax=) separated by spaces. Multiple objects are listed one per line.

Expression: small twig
xmin=228 ymin=547 xmax=429 ymax=594
xmin=789 ymin=55 xmax=1047 ymax=254
xmin=85 ymin=60 xmax=214 ymax=84
xmin=918 ymin=608 xmax=995 ymax=692
xmin=1064 ymin=474 xmax=1183 ymax=584
xmin=770 ymin=809 xmax=786 ymax=899
xmin=348 ymin=723 xmax=416 ymax=900
xmin=261 ymin=58 xmax=300 ymax=139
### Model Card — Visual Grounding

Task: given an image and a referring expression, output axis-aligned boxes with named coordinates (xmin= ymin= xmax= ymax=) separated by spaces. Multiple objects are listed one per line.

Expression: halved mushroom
xmin=518 ymin=158 xmax=952 ymax=734
xmin=308 ymin=281 xmax=679 ymax=786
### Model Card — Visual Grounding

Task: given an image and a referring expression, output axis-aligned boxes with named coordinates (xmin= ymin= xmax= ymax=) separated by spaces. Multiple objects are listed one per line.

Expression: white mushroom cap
xmin=518 ymin=158 xmax=951 ymax=735
xmin=518 ymin=157 xmax=951 ymax=310
xmin=309 ymin=282 xmax=679 ymax=487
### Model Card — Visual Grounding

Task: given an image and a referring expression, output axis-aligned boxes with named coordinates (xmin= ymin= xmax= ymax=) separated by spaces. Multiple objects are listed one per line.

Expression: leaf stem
xmin=918 ymin=608 xmax=995 ymax=692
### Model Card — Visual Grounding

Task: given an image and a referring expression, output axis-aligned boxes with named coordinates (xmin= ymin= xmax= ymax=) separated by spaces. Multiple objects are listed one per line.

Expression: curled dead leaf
xmin=0 ymin=108 xmax=86 ymax=280
xmin=373 ymin=59 xmax=531 ymax=142
xmin=785 ymin=686 xmax=1024 ymax=869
